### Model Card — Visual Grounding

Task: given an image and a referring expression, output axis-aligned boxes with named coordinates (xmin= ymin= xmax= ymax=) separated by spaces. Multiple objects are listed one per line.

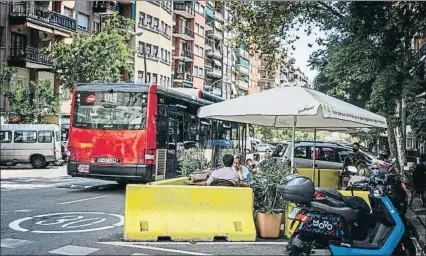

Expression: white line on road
xmin=110 ymin=241 xmax=289 ymax=245
xmin=100 ymin=242 xmax=211 ymax=255
xmin=59 ymin=196 xmax=107 ymax=205
xmin=131 ymin=253 xmax=149 ymax=256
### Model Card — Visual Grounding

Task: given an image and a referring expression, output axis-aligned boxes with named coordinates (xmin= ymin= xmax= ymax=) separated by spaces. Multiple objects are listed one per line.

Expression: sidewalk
xmin=407 ymin=196 xmax=426 ymax=254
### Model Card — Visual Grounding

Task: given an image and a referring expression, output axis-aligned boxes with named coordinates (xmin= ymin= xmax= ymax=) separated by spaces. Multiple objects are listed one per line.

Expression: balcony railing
xmin=173 ymin=26 xmax=194 ymax=39
xmin=214 ymin=11 xmax=223 ymax=22
xmin=9 ymin=2 xmax=76 ymax=32
xmin=206 ymin=49 xmax=222 ymax=59
xmin=180 ymin=50 xmax=193 ymax=60
xmin=174 ymin=72 xmax=193 ymax=82
xmin=173 ymin=3 xmax=195 ymax=18
xmin=206 ymin=30 xmax=223 ymax=40
xmin=235 ymin=64 xmax=249 ymax=74
xmin=92 ymin=1 xmax=119 ymax=13
xmin=206 ymin=68 xmax=222 ymax=78
xmin=9 ymin=46 xmax=52 ymax=66
xmin=161 ymin=2 xmax=172 ymax=13
xmin=205 ymin=38 xmax=214 ymax=49
xmin=205 ymin=19 xmax=214 ymax=30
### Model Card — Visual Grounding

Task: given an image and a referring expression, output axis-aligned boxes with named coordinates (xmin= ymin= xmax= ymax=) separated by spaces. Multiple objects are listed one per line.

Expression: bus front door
xmin=167 ymin=111 xmax=184 ymax=178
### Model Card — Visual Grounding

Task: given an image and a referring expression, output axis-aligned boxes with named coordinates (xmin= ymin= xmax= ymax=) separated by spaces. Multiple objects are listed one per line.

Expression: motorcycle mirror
xmin=347 ymin=166 xmax=358 ymax=174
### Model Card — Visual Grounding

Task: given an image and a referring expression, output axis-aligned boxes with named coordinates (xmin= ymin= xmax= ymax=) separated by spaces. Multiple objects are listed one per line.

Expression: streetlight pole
xmin=130 ymin=30 xmax=146 ymax=83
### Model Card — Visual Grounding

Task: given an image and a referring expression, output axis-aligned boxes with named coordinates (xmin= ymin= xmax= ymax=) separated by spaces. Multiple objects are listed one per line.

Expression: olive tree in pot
xmin=252 ymin=156 xmax=293 ymax=238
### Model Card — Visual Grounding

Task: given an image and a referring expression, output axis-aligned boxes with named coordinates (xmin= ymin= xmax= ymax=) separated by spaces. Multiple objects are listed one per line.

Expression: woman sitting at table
xmin=206 ymin=154 xmax=240 ymax=186
xmin=233 ymin=155 xmax=251 ymax=181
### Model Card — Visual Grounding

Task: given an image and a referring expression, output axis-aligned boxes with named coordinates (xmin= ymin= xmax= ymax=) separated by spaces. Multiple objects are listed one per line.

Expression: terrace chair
xmin=210 ymin=179 xmax=236 ymax=187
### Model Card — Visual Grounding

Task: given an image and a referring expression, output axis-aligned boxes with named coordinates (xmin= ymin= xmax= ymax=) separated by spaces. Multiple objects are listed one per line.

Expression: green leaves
xmin=46 ymin=14 xmax=134 ymax=91
xmin=180 ymin=149 xmax=211 ymax=177
xmin=252 ymin=156 xmax=292 ymax=213
xmin=0 ymin=61 xmax=65 ymax=124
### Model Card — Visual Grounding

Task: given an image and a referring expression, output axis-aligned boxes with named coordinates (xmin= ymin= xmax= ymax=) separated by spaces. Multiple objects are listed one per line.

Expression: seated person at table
xmin=206 ymin=154 xmax=240 ymax=186
xmin=233 ymin=155 xmax=251 ymax=180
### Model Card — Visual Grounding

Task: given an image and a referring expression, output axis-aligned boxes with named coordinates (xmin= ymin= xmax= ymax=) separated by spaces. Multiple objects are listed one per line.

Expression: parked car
xmin=256 ymin=143 xmax=276 ymax=153
xmin=279 ymin=141 xmax=388 ymax=170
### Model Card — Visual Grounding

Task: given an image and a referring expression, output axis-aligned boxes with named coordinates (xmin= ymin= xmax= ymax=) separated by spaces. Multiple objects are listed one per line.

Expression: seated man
xmin=206 ymin=154 xmax=240 ymax=186
xmin=233 ymin=155 xmax=251 ymax=180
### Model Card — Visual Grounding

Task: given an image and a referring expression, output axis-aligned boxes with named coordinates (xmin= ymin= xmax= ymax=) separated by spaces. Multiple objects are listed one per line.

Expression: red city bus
xmin=67 ymin=83 xmax=233 ymax=184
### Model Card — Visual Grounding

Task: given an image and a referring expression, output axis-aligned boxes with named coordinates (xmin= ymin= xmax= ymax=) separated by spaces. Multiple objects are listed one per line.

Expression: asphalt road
xmin=1 ymin=164 xmax=292 ymax=256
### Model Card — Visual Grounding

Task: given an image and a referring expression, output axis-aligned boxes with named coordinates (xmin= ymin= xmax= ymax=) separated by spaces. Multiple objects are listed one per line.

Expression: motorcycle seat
xmin=315 ymin=187 xmax=370 ymax=212
xmin=310 ymin=201 xmax=358 ymax=223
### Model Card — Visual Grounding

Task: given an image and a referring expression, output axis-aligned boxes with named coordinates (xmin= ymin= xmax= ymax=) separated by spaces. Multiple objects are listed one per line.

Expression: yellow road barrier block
xmin=297 ymin=169 xmax=340 ymax=189
xmin=124 ymin=185 xmax=256 ymax=241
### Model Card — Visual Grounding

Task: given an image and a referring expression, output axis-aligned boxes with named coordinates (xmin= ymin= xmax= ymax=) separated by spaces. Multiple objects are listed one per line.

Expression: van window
xmin=0 ymin=131 xmax=12 ymax=143
xmin=294 ymin=146 xmax=309 ymax=159
xmin=38 ymin=131 xmax=53 ymax=143
xmin=14 ymin=131 xmax=37 ymax=143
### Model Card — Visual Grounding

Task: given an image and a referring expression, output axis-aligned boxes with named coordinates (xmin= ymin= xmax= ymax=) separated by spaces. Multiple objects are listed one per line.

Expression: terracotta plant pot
xmin=255 ymin=211 xmax=283 ymax=239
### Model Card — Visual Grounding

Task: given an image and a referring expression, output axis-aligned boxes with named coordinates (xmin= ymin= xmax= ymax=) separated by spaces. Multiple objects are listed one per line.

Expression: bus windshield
xmin=72 ymin=91 xmax=147 ymax=130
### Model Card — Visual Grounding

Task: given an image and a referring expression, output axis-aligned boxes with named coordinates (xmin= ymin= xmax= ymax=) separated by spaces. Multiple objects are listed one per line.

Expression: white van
xmin=0 ymin=124 xmax=62 ymax=168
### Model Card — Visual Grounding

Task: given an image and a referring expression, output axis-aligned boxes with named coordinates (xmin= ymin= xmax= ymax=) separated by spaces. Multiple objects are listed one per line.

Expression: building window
xmin=198 ymin=67 xmax=203 ymax=77
xmin=153 ymin=18 xmax=159 ymax=30
xmin=138 ymin=42 xmax=145 ymax=55
xmin=195 ymin=2 xmax=200 ymax=13
xmin=200 ymin=26 xmax=204 ymax=36
xmin=195 ymin=23 xmax=199 ymax=34
xmin=138 ymin=71 xmax=144 ymax=82
xmin=146 ymin=15 xmax=152 ymax=27
xmin=139 ymin=12 xmax=145 ymax=26
xmin=199 ymin=46 xmax=204 ymax=57
xmin=153 ymin=46 xmax=158 ymax=58
xmin=193 ymin=65 xmax=198 ymax=75
xmin=166 ymin=77 xmax=170 ymax=87
xmin=64 ymin=7 xmax=73 ymax=18
xmin=152 ymin=73 xmax=158 ymax=84
xmin=77 ymin=12 xmax=89 ymax=31
xmin=146 ymin=73 xmax=151 ymax=83
xmin=146 ymin=43 xmax=152 ymax=55
xmin=93 ymin=21 xmax=100 ymax=33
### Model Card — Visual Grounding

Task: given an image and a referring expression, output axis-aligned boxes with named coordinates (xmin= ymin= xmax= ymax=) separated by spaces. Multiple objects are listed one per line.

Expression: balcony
xmin=8 ymin=46 xmax=53 ymax=69
xmin=418 ymin=42 xmax=425 ymax=62
xmin=206 ymin=29 xmax=223 ymax=40
xmin=174 ymin=72 xmax=193 ymax=87
xmin=235 ymin=64 xmax=249 ymax=74
xmin=161 ymin=2 xmax=172 ymax=13
xmin=92 ymin=1 xmax=119 ymax=14
xmin=173 ymin=3 xmax=195 ymax=19
xmin=235 ymin=48 xmax=249 ymax=58
xmin=206 ymin=68 xmax=222 ymax=78
xmin=205 ymin=19 xmax=213 ymax=31
xmin=214 ymin=11 xmax=223 ymax=22
xmin=138 ymin=21 xmax=159 ymax=34
xmin=237 ymin=80 xmax=249 ymax=90
xmin=206 ymin=49 xmax=222 ymax=60
xmin=205 ymin=38 xmax=213 ymax=50
xmin=173 ymin=26 xmax=194 ymax=41
xmin=9 ymin=2 xmax=76 ymax=34
xmin=174 ymin=50 xmax=193 ymax=62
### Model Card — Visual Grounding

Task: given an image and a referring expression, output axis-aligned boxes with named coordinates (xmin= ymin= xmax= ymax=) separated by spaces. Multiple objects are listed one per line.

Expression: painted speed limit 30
xmin=8 ymin=212 xmax=123 ymax=234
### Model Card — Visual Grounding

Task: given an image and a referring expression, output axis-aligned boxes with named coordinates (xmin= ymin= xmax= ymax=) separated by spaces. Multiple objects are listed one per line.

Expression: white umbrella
xmin=198 ymin=86 xmax=387 ymax=177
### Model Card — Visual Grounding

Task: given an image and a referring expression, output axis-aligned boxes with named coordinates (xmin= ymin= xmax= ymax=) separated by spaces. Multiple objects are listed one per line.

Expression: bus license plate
xmin=287 ymin=207 xmax=301 ymax=219
xmin=77 ymin=164 xmax=90 ymax=173
xmin=97 ymin=157 xmax=118 ymax=164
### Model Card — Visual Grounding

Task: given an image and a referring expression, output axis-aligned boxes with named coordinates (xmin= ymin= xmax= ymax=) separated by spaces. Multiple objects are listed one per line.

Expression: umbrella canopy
xmin=198 ymin=86 xmax=387 ymax=129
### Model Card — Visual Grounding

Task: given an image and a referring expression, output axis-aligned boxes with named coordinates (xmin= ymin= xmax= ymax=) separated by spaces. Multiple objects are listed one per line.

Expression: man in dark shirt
xmin=411 ymin=154 xmax=426 ymax=206
xmin=351 ymin=142 xmax=369 ymax=176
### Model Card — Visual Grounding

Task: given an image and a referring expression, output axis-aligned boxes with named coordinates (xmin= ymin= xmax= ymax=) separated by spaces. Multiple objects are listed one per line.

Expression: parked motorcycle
xmin=278 ymin=170 xmax=416 ymax=256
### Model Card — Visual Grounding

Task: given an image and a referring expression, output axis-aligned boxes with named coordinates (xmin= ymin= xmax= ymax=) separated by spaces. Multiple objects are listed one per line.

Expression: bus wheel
xmin=31 ymin=155 xmax=46 ymax=169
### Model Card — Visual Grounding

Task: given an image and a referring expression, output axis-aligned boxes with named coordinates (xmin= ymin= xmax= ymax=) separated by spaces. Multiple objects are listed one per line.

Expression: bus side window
xmin=38 ymin=131 xmax=53 ymax=143
xmin=14 ymin=131 xmax=37 ymax=143
xmin=0 ymin=131 xmax=12 ymax=143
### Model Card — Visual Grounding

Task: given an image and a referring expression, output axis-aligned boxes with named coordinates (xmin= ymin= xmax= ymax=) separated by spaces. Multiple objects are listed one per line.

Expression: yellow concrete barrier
xmin=284 ymin=190 xmax=371 ymax=238
xmin=297 ymin=168 xmax=340 ymax=189
xmin=124 ymin=184 xmax=256 ymax=241
xmin=149 ymin=177 xmax=187 ymax=185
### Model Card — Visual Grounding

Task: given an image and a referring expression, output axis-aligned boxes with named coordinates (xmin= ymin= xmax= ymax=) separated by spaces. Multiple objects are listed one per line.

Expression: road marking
xmin=9 ymin=212 xmax=123 ymax=234
xmin=1 ymin=238 xmax=33 ymax=248
xmin=15 ymin=209 xmax=33 ymax=213
xmin=59 ymin=196 xmax=107 ymax=205
xmin=131 ymin=254 xmax=149 ymax=256
xmin=100 ymin=242 xmax=211 ymax=255
xmin=49 ymin=245 xmax=99 ymax=255
xmin=105 ymin=241 xmax=289 ymax=245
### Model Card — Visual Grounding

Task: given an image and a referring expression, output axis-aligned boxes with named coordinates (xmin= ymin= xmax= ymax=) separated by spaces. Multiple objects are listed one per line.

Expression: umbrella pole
xmin=312 ymin=129 xmax=317 ymax=184
xmin=291 ymin=116 xmax=296 ymax=169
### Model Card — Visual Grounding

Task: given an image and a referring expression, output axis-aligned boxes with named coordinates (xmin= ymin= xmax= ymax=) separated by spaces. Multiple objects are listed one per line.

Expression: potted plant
xmin=252 ymin=155 xmax=292 ymax=238
xmin=180 ymin=148 xmax=210 ymax=177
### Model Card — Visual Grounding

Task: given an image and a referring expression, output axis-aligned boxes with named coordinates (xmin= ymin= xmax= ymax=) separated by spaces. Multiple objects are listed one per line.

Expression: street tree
xmin=0 ymin=61 xmax=65 ymax=124
xmin=228 ymin=1 xmax=426 ymax=170
xmin=47 ymin=14 xmax=134 ymax=91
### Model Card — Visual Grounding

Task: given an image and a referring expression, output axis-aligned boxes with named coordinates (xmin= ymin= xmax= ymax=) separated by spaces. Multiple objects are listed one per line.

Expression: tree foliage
xmin=0 ymin=61 xmax=65 ymax=124
xmin=255 ymin=125 xmax=326 ymax=142
xmin=47 ymin=14 xmax=134 ymax=91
